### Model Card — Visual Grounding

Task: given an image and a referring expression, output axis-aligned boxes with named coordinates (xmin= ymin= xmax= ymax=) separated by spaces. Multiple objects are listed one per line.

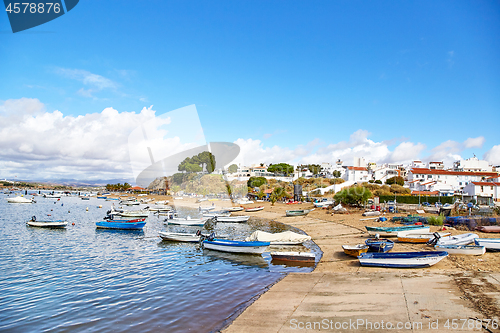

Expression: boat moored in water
xmin=202 ymin=239 xmax=270 ymax=254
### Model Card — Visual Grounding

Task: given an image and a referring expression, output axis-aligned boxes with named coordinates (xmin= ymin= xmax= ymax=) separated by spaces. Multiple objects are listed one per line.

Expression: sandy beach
xmin=120 ymin=195 xmax=500 ymax=332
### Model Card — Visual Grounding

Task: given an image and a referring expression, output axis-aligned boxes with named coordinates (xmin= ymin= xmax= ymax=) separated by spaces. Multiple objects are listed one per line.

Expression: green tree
xmin=227 ymin=164 xmax=238 ymax=173
xmin=257 ymin=191 xmax=266 ymax=200
xmin=247 ymin=177 xmax=267 ymax=188
xmin=334 ymin=186 xmax=372 ymax=206
xmin=332 ymin=170 xmax=342 ymax=178
xmin=267 ymin=163 xmax=294 ymax=176
xmin=307 ymin=164 xmax=321 ymax=175
xmin=386 ymin=176 xmax=404 ymax=186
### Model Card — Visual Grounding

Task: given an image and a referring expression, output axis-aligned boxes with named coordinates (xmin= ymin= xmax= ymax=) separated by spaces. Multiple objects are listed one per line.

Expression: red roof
xmin=347 ymin=167 xmax=367 ymax=171
xmin=411 ymin=191 xmax=439 ymax=195
xmin=128 ymin=186 xmax=146 ymax=190
xmin=410 ymin=168 xmax=498 ymax=177
xmin=471 ymin=182 xmax=500 ymax=187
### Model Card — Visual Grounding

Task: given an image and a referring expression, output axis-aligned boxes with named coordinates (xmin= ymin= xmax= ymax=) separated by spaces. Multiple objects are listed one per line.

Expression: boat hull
xmin=167 ymin=218 xmax=208 ymax=226
xmin=342 ymin=244 xmax=369 ymax=257
xmin=215 ymin=216 xmax=250 ymax=223
xmin=366 ymin=226 xmax=429 ymax=237
xmin=476 ymin=226 xmax=500 ymax=233
xmin=435 ymin=245 xmax=485 ymax=255
xmin=245 ymin=206 xmax=264 ymax=212
xmin=358 ymin=251 xmax=448 ymax=268
xmin=436 ymin=233 xmax=479 ymax=246
xmin=27 ymin=220 xmax=68 ymax=228
xmin=398 ymin=232 xmax=451 ymax=243
xmin=270 ymin=252 xmax=315 ymax=262
xmin=365 ymin=238 xmax=395 ymax=252
xmin=158 ymin=231 xmax=200 ymax=243
xmin=203 ymin=239 xmax=269 ymax=254
xmin=474 ymin=238 xmax=500 ymax=251
xmin=285 ymin=209 xmax=313 ymax=217
xmin=96 ymin=221 xmax=146 ymax=229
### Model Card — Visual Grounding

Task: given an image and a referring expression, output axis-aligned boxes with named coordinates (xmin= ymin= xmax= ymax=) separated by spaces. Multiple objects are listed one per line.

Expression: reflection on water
xmin=0 ymin=193 xmax=319 ymax=332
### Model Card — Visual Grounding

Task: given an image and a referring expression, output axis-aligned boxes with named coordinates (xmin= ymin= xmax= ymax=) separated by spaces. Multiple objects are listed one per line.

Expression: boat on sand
xmin=358 ymin=251 xmax=448 ymax=268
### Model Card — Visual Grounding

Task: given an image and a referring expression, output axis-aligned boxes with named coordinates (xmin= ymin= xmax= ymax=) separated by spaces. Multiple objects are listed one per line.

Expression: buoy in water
xmin=98 ymin=205 xmax=102 ymax=208
xmin=86 ymin=207 xmax=89 ymax=211
xmin=72 ymin=222 xmax=75 ymax=225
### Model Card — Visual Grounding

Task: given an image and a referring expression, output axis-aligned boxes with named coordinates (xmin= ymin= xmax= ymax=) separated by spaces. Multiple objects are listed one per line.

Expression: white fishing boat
xmin=236 ymin=199 xmax=254 ymax=205
xmin=149 ymin=206 xmax=172 ymax=212
xmin=245 ymin=230 xmax=311 ymax=245
xmin=474 ymin=238 xmax=500 ymax=251
xmin=202 ymin=211 xmax=231 ymax=218
xmin=245 ymin=206 xmax=264 ymax=212
xmin=313 ymin=199 xmax=334 ymax=208
xmin=226 ymin=206 xmax=244 ymax=212
xmin=167 ymin=216 xmax=209 ymax=226
xmin=434 ymin=244 xmax=486 ymax=255
xmin=27 ymin=217 xmax=67 ymax=228
xmin=6 ymin=196 xmax=34 ymax=203
xmin=198 ymin=206 xmax=216 ymax=213
xmin=435 ymin=233 xmax=479 ymax=246
xmin=398 ymin=232 xmax=451 ymax=243
xmin=215 ymin=215 xmax=250 ymax=223
xmin=158 ymin=231 xmax=204 ymax=243
xmin=202 ymin=239 xmax=270 ymax=254
xmin=119 ymin=209 xmax=150 ymax=218
xmin=358 ymin=251 xmax=449 ymax=268
xmin=43 ymin=193 xmax=61 ymax=198
xmin=155 ymin=200 xmax=170 ymax=205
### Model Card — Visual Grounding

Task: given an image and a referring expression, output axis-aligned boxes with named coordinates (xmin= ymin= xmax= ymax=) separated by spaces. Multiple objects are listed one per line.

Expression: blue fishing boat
xmin=202 ymin=239 xmax=270 ymax=254
xmin=358 ymin=251 xmax=448 ymax=268
xmin=365 ymin=238 xmax=394 ymax=252
xmin=96 ymin=218 xmax=146 ymax=230
xmin=365 ymin=225 xmax=429 ymax=237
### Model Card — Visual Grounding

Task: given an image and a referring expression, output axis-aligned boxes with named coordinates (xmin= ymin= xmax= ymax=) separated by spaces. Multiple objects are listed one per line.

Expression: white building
xmin=407 ymin=167 xmax=499 ymax=194
xmin=369 ymin=164 xmax=401 ymax=183
xmin=343 ymin=166 xmax=369 ymax=183
xmin=454 ymin=157 xmax=493 ymax=172
xmin=463 ymin=181 xmax=500 ymax=202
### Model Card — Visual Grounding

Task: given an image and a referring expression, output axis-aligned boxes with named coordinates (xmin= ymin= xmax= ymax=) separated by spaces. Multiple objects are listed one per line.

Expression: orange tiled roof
xmin=471 ymin=182 xmax=500 ymax=186
xmin=410 ymin=168 xmax=498 ymax=177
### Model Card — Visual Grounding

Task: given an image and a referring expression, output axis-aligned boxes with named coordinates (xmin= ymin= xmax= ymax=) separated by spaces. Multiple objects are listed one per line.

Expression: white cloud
xmin=0 ymin=98 xmax=156 ymax=181
xmin=464 ymin=136 xmax=485 ymax=149
xmin=484 ymin=145 xmax=500 ymax=166
xmin=55 ymin=68 xmax=118 ymax=97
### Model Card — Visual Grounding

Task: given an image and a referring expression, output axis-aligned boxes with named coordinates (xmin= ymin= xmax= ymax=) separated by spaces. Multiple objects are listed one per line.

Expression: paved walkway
xmin=223 ymin=214 xmax=500 ymax=333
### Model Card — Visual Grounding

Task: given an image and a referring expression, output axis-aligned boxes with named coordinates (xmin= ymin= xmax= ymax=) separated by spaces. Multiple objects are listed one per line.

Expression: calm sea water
xmin=0 ymin=193 xmax=318 ymax=333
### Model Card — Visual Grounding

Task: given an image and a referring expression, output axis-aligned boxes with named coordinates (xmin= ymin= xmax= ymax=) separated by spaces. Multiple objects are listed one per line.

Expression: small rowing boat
xmin=365 ymin=238 xmax=394 ymax=253
xmin=474 ymin=238 xmax=500 ymax=251
xmin=285 ymin=209 xmax=314 ymax=217
xmin=158 ymin=231 xmax=205 ymax=243
xmin=397 ymin=232 xmax=451 ymax=243
xmin=342 ymin=244 xmax=369 ymax=257
xmin=215 ymin=215 xmax=250 ymax=223
xmin=245 ymin=230 xmax=311 ymax=245
xmin=434 ymin=233 xmax=479 ymax=246
xmin=202 ymin=239 xmax=270 ymax=254
xmin=475 ymin=226 xmax=500 ymax=233
xmin=270 ymin=251 xmax=315 ymax=263
xmin=167 ymin=217 xmax=209 ymax=226
xmin=358 ymin=251 xmax=448 ymax=268
xmin=365 ymin=225 xmax=429 ymax=237
xmin=27 ymin=217 xmax=67 ymax=228
xmin=226 ymin=206 xmax=244 ymax=212
xmin=434 ymin=244 xmax=485 ymax=255
xmin=245 ymin=206 xmax=264 ymax=212
xmin=96 ymin=219 xmax=146 ymax=230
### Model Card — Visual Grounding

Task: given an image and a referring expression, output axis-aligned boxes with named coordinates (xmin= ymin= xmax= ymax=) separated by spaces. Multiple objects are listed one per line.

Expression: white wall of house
xmin=454 ymin=157 xmax=493 ymax=172
xmin=407 ymin=168 xmax=499 ymax=193
xmin=463 ymin=182 xmax=500 ymax=201
xmin=343 ymin=167 xmax=369 ymax=182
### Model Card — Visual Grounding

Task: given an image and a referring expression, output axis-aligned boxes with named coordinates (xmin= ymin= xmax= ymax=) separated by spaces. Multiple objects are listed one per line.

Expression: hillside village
xmin=222 ymin=156 xmax=499 ymax=204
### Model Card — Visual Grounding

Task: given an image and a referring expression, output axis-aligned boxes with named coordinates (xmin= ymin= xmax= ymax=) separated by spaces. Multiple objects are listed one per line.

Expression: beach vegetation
xmin=386 ymin=176 xmax=405 ymax=186
xmin=334 ymin=186 xmax=372 ymax=206
xmin=427 ymin=215 xmax=445 ymax=225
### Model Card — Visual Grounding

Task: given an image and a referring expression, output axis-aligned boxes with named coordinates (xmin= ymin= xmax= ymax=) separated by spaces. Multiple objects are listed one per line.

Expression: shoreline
xmin=112 ymin=194 xmax=500 ymax=331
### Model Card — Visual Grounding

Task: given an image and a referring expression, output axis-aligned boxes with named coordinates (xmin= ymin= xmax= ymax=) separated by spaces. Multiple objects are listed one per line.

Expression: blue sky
xmin=1 ymin=1 xmax=499 ymax=182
